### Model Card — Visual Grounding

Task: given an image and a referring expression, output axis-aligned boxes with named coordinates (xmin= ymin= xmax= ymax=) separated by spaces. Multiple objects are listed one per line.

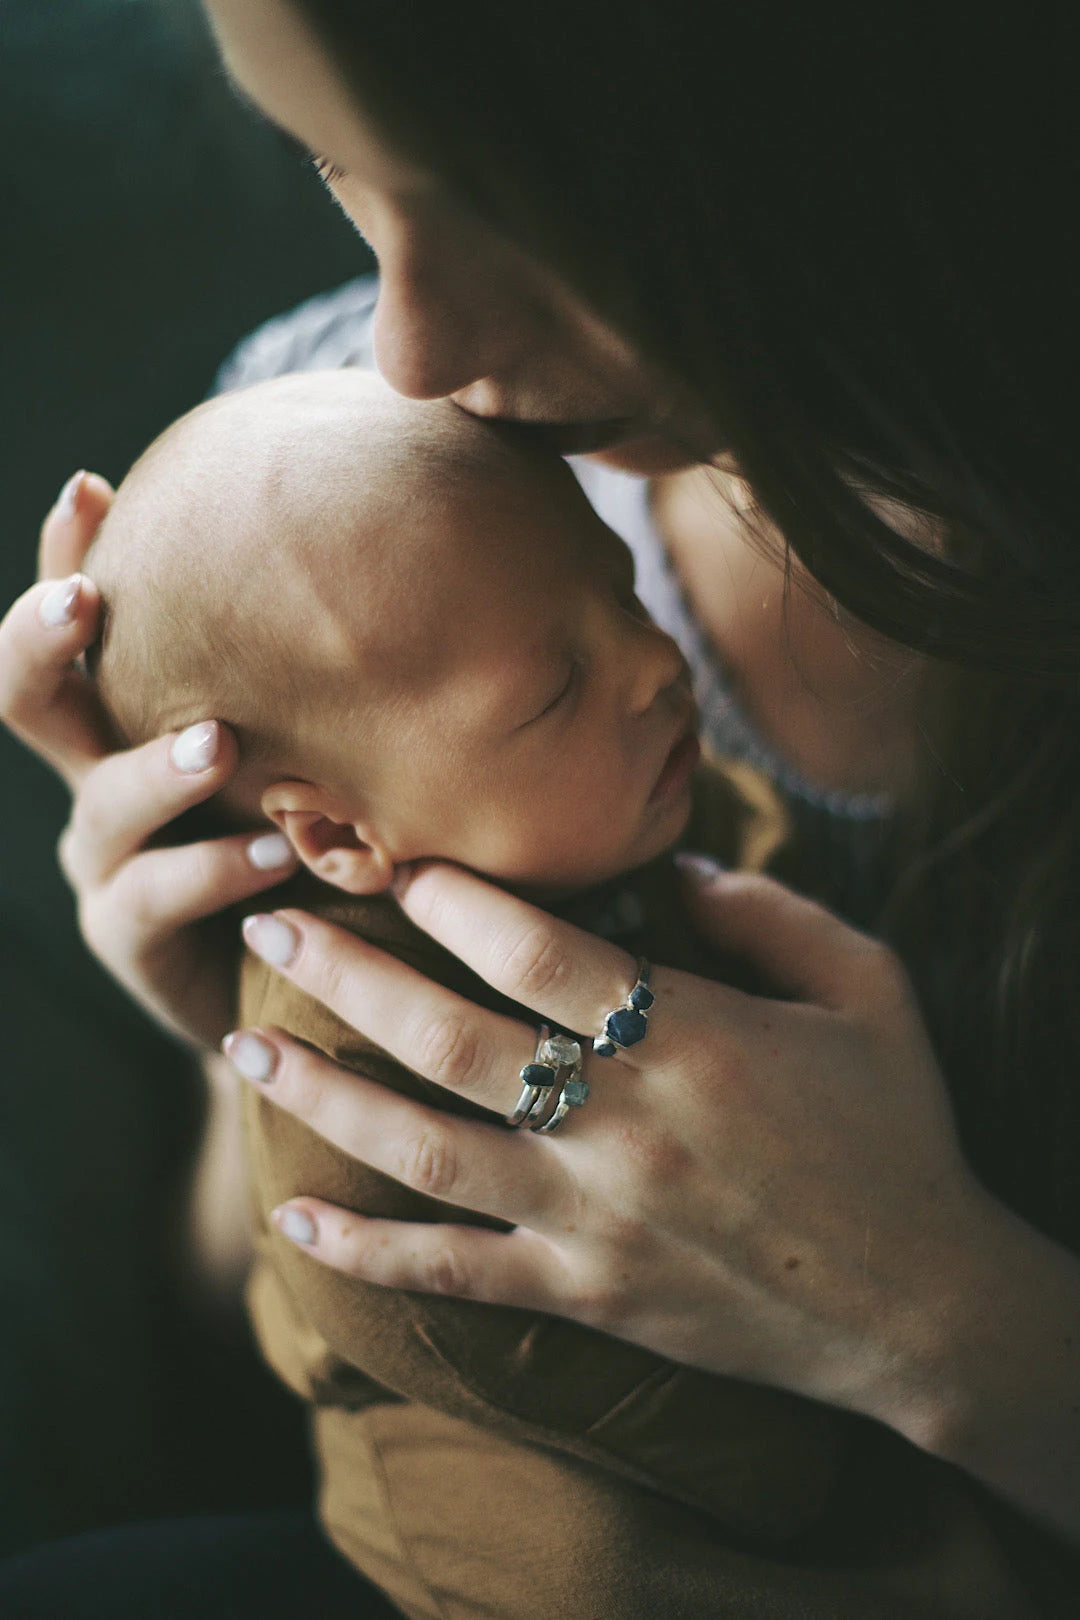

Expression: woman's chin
xmin=583 ymin=435 xmax=701 ymax=477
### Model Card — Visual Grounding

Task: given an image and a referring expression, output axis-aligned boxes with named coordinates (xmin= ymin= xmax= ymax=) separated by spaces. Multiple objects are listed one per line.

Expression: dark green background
xmin=1 ymin=0 xmax=372 ymax=1553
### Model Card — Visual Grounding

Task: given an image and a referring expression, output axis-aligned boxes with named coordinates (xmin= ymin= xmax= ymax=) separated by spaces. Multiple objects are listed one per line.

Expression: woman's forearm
xmin=878 ymin=1187 xmax=1080 ymax=1546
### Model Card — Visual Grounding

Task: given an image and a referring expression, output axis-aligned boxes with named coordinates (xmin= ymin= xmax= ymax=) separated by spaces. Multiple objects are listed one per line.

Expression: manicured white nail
xmin=55 ymin=471 xmax=86 ymax=524
xmin=38 ymin=574 xmax=83 ymax=628
xmin=222 ymin=1030 xmax=278 ymax=1084
xmin=243 ymin=913 xmax=299 ymax=968
xmin=247 ymin=832 xmax=294 ymax=872
xmin=273 ymin=1206 xmax=317 ymax=1246
xmin=674 ymin=851 xmax=727 ymax=885
xmin=170 ymin=720 xmax=220 ymax=774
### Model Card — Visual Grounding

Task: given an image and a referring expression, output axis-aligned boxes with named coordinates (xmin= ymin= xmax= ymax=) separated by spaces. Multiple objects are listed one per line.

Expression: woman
xmin=1 ymin=0 xmax=1078 ymax=1611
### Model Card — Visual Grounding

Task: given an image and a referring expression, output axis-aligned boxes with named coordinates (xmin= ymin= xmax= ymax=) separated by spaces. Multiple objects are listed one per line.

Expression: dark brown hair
xmin=289 ymin=0 xmax=1080 ymax=1239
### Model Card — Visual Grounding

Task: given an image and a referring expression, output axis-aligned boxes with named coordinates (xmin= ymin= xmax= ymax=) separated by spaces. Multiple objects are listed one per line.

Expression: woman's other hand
xmin=0 ymin=472 xmax=298 ymax=1045
xmin=226 ymin=859 xmax=1080 ymax=1535
xmin=223 ymin=857 xmax=985 ymax=1429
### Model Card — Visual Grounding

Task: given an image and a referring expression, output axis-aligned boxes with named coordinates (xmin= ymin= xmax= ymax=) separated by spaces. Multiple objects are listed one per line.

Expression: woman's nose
xmin=370 ymin=228 xmax=527 ymax=401
xmin=372 ymin=266 xmax=487 ymax=400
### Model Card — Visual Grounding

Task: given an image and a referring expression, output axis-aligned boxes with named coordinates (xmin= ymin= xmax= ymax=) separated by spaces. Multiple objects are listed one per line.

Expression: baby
xmin=87 ymin=370 xmax=844 ymax=1620
xmin=89 ymin=368 xmax=699 ymax=892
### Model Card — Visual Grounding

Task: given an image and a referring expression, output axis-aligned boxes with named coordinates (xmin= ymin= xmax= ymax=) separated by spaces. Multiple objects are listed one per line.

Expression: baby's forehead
xmin=151 ymin=370 xmax=599 ymax=676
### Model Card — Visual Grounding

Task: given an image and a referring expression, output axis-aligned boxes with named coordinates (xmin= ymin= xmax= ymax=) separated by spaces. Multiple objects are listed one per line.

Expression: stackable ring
xmin=530 ymin=1033 xmax=588 ymax=1135
xmin=506 ymin=1024 xmax=558 ymax=1126
xmin=506 ymin=1028 xmax=588 ymax=1131
xmin=592 ymin=959 xmax=654 ymax=1057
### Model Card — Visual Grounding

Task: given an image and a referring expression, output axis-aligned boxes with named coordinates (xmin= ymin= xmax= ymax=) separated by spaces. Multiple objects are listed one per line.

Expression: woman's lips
xmin=649 ymin=729 xmax=701 ymax=805
xmin=456 ymin=410 xmax=638 ymax=457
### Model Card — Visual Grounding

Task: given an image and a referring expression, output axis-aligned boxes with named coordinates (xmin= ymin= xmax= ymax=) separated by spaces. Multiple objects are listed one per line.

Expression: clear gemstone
xmin=540 ymin=1033 xmax=581 ymax=1068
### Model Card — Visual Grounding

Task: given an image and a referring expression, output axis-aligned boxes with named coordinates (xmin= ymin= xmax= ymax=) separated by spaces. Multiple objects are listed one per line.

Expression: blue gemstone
xmin=605 ymin=1007 xmax=649 ymax=1048
xmin=629 ymin=983 xmax=655 ymax=1012
xmin=593 ymin=1037 xmax=617 ymax=1058
xmin=564 ymin=1079 xmax=590 ymax=1107
xmin=521 ymin=1062 xmax=556 ymax=1089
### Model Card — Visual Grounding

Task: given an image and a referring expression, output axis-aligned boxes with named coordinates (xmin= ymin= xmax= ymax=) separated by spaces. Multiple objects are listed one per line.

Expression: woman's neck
xmin=650 ymin=465 xmax=926 ymax=804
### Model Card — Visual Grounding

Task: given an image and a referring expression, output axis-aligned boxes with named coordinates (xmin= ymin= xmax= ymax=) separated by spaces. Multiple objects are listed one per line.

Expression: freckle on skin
xmin=784 ymin=1256 xmax=800 ymax=1270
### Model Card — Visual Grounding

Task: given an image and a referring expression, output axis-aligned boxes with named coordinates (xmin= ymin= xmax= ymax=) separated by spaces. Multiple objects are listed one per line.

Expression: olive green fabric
xmin=239 ymin=759 xmax=1062 ymax=1616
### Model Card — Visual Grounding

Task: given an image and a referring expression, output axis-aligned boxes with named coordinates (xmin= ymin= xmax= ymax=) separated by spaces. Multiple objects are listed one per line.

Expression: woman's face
xmin=204 ymin=0 xmax=705 ymax=474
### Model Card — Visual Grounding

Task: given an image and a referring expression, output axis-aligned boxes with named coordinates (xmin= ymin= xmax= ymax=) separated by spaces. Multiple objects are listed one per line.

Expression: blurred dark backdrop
xmin=0 ymin=0 xmax=371 ymax=1555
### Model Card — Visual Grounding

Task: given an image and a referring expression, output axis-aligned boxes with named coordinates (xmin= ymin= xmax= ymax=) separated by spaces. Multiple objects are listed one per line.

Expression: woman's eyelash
xmin=261 ymin=126 xmax=347 ymax=186
xmin=312 ymin=156 xmax=347 ymax=185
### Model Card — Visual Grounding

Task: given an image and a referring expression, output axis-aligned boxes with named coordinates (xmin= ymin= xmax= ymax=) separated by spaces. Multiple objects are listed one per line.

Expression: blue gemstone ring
xmin=592 ymin=959 xmax=654 ymax=1058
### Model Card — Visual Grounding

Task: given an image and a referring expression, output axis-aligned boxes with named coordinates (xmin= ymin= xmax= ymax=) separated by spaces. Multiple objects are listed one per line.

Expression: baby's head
xmin=87 ymin=370 xmax=698 ymax=893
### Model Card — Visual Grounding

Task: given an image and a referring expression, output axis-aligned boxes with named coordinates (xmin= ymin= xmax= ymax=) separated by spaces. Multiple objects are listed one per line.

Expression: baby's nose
xmin=627 ymin=621 xmax=688 ymax=716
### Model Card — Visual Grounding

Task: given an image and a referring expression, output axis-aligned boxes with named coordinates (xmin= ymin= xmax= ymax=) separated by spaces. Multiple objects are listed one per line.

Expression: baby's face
xmin=285 ymin=445 xmax=698 ymax=890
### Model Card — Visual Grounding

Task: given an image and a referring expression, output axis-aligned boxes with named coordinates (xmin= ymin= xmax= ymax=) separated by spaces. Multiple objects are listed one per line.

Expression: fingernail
xmin=243 ymin=912 xmax=299 ymax=968
xmin=170 ymin=719 xmax=220 ymax=774
xmin=674 ymin=851 xmax=727 ymax=885
xmin=38 ymin=573 xmax=84 ymax=628
xmin=247 ymin=831 xmax=294 ymax=872
xmin=55 ymin=470 xmax=86 ymax=524
xmin=222 ymin=1029 xmax=278 ymax=1084
xmin=273 ymin=1205 xmax=317 ymax=1246
xmin=390 ymin=862 xmax=414 ymax=900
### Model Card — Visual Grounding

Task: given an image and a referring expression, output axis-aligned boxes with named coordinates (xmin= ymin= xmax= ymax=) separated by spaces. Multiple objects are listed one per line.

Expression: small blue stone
xmin=593 ymin=1037 xmax=617 ymax=1058
xmin=629 ymin=983 xmax=655 ymax=1012
xmin=605 ymin=1007 xmax=648 ymax=1048
xmin=521 ymin=1063 xmax=556 ymax=1089
xmin=564 ymin=1079 xmax=590 ymax=1107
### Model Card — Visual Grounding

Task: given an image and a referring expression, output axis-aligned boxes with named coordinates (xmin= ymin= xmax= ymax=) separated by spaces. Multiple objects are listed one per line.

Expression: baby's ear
xmin=261 ymin=780 xmax=394 ymax=895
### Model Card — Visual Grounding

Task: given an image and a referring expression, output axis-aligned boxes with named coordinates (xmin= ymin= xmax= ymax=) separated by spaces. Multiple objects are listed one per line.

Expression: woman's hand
xmin=227 ymin=858 xmax=1080 ymax=1536
xmin=0 ymin=472 xmax=298 ymax=1046
xmin=224 ymin=857 xmax=991 ymax=1431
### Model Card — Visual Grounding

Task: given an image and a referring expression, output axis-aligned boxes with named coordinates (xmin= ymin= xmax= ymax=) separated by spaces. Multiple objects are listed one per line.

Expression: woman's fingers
xmin=0 ymin=470 xmax=116 ymax=783
xmin=59 ymin=720 xmax=240 ymax=889
xmin=38 ymin=470 xmax=114 ymax=579
xmin=0 ymin=575 xmax=114 ymax=782
xmin=678 ymin=862 xmax=904 ymax=1010
xmin=84 ymin=825 xmax=298 ymax=963
xmin=241 ymin=910 xmax=550 ymax=1117
xmin=268 ymin=1201 xmax=560 ymax=1311
xmin=224 ymin=1029 xmax=557 ymax=1228
xmin=390 ymin=862 xmax=642 ymax=1038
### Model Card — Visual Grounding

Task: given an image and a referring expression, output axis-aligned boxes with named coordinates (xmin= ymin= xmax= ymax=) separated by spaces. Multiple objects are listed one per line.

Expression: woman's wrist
xmin=864 ymin=1180 xmax=1080 ymax=1542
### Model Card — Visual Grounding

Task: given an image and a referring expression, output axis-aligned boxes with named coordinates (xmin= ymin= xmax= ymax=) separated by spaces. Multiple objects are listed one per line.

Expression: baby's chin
xmin=507 ymin=788 xmax=693 ymax=899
